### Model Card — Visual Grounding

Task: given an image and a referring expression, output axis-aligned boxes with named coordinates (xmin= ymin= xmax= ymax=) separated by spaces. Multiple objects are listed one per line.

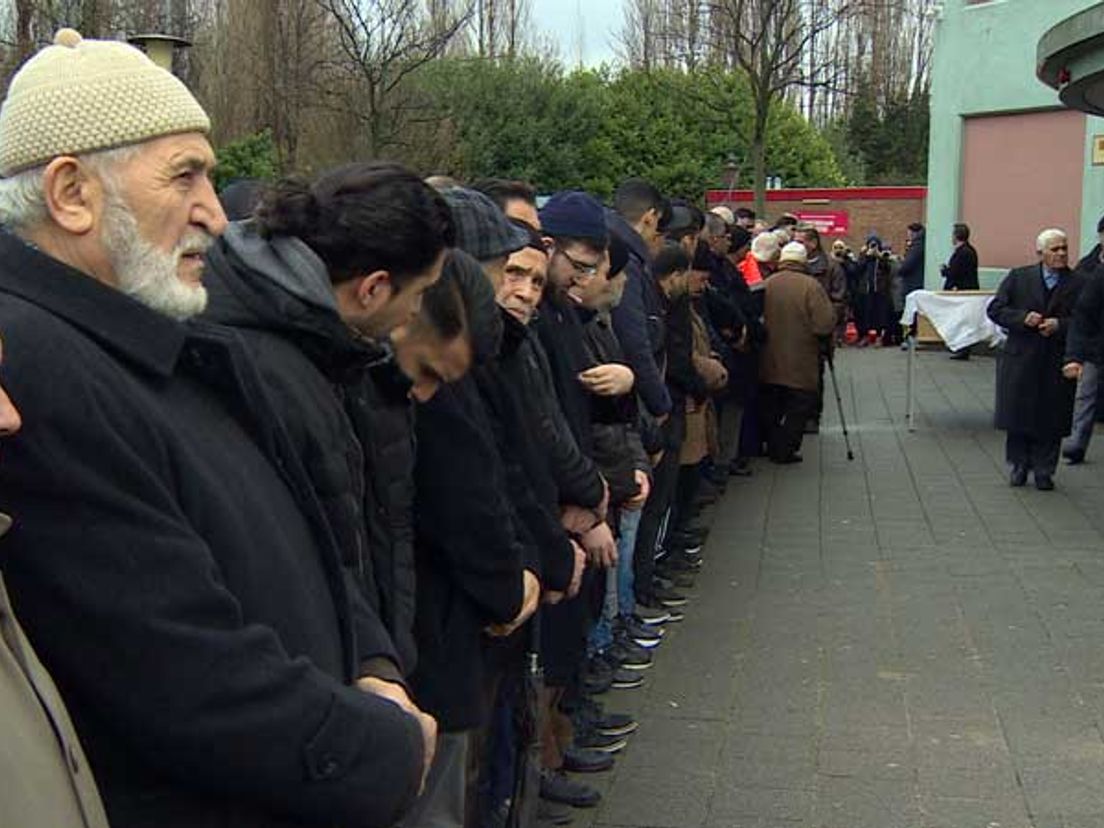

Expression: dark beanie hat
xmin=509 ymin=217 xmax=547 ymax=255
xmin=729 ymin=226 xmax=751 ymax=250
xmin=608 ymin=234 xmax=629 ymax=278
xmin=539 ymin=191 xmax=609 ymax=245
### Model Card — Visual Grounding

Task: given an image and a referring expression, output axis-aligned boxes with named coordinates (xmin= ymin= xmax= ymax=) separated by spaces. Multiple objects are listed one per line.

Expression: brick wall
xmin=706 ymin=187 xmax=927 ymax=257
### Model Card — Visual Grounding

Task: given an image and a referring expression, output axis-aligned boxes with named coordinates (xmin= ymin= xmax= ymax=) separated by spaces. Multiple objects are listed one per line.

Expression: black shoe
xmin=634 ymin=605 xmax=671 ymax=625
xmin=949 ymin=350 xmax=971 ymax=361
xmin=1064 ymin=447 xmax=1085 ymax=465
xmin=569 ymin=728 xmax=627 ymax=756
xmin=1035 ymin=475 xmax=1055 ymax=491
xmin=540 ymin=769 xmax=600 ymax=808
xmin=652 ymin=583 xmax=688 ymax=608
xmin=660 ymin=550 xmax=702 ymax=571
xmin=537 ymin=799 xmax=575 ymax=826
xmin=609 ymin=666 xmax=645 ymax=689
xmin=574 ymin=696 xmax=639 ymax=737
xmin=770 ymin=453 xmax=803 ymax=465
xmin=617 ymin=616 xmax=663 ymax=648
xmin=729 ymin=458 xmax=753 ymax=477
xmin=581 ymin=655 xmax=613 ymax=695
xmin=654 ymin=564 xmax=695 ymax=589
xmin=636 ymin=595 xmax=682 ymax=622
xmin=1010 ymin=466 xmax=1028 ymax=487
xmin=607 ymin=638 xmax=653 ymax=671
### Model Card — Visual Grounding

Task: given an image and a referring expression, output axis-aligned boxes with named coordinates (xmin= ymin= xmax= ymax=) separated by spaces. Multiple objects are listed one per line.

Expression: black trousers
xmin=1006 ymin=432 xmax=1061 ymax=478
xmin=759 ymin=384 xmax=818 ymax=462
xmin=634 ymin=445 xmax=680 ymax=600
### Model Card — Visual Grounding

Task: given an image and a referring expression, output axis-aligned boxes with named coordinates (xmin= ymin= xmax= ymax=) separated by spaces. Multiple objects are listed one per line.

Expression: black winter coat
xmin=0 ymin=234 xmax=424 ymax=828
xmin=410 ymin=376 xmax=525 ymax=731
xmin=988 ymin=264 xmax=1085 ymax=438
xmin=944 ymin=243 xmax=979 ymax=291
xmin=1068 ymin=247 xmax=1104 ymax=365
xmin=607 ymin=210 xmax=672 ymax=418
xmin=899 ymin=231 xmax=926 ymax=295
xmin=534 ymin=290 xmax=597 ymax=454
xmin=581 ymin=311 xmax=651 ymax=507
xmin=202 ymin=224 xmax=417 ymax=675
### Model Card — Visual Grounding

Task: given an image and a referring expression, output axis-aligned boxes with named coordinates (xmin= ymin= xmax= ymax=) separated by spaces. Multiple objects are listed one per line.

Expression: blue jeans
xmin=587 ymin=508 xmax=643 ymax=654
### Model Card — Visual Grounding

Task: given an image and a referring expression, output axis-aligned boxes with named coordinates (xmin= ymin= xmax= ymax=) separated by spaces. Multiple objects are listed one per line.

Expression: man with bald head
xmin=988 ymin=229 xmax=1085 ymax=490
xmin=0 ymin=29 xmax=430 ymax=828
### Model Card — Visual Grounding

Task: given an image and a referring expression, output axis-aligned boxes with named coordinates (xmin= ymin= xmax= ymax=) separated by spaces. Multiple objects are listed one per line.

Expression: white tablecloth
xmin=900 ymin=291 xmax=1005 ymax=352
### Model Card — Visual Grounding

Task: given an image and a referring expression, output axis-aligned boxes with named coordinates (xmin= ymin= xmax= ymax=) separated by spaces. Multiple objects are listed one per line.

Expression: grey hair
xmin=703 ymin=213 xmax=726 ymax=236
xmin=1036 ymin=228 xmax=1068 ymax=252
xmin=0 ymin=144 xmax=141 ymax=231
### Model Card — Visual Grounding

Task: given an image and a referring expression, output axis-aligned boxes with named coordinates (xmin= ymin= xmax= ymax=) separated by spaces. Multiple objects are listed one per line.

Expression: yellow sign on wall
xmin=1093 ymin=135 xmax=1104 ymax=165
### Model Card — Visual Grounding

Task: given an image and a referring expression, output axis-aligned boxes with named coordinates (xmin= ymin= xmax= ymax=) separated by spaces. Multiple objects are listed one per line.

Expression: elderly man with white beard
xmin=0 ymin=29 xmax=434 ymax=828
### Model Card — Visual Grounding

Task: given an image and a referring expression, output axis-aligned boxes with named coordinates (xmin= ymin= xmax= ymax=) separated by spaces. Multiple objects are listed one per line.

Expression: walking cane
xmin=825 ymin=348 xmax=855 ymax=462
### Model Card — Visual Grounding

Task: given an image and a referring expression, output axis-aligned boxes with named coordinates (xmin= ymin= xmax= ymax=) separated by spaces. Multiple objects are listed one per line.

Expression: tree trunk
xmin=752 ymin=91 xmax=769 ymax=218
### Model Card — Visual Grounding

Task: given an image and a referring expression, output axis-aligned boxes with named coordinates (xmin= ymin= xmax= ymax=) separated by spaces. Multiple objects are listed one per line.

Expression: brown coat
xmin=681 ymin=307 xmax=722 ymax=465
xmin=760 ymin=263 xmax=837 ymax=392
xmin=1 ymin=513 xmax=110 ymax=828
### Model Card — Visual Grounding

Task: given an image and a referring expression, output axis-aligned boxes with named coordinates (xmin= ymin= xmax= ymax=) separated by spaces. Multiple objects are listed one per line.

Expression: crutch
xmin=825 ymin=349 xmax=855 ymax=461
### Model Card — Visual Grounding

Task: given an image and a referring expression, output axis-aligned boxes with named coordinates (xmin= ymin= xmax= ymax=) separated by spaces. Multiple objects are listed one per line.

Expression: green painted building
xmin=926 ymin=0 xmax=1104 ymax=288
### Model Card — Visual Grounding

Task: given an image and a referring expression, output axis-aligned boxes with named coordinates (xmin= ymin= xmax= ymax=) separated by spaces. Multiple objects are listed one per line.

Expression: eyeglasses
xmin=558 ymin=248 xmax=601 ymax=278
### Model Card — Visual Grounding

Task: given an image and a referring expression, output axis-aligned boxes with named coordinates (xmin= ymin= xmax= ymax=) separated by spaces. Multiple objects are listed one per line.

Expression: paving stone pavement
xmin=570 ymin=346 xmax=1104 ymax=828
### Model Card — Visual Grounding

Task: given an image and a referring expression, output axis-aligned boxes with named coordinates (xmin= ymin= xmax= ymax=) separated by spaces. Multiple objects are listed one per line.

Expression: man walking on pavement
xmin=1062 ymin=215 xmax=1104 ymax=465
xmin=989 ymin=229 xmax=1085 ymax=490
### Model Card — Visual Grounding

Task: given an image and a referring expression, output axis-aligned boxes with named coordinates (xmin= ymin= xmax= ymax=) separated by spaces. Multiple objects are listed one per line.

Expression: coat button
xmin=318 ymin=755 xmax=340 ymax=778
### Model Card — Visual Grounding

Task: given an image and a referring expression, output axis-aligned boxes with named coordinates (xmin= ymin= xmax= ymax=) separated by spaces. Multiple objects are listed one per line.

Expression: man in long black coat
xmin=0 ymin=33 xmax=431 ymax=828
xmin=987 ymin=229 xmax=1085 ymax=490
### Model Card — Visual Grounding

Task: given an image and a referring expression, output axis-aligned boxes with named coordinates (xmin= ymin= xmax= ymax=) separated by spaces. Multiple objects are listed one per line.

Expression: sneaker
xmin=536 ymin=798 xmax=575 ymax=826
xmin=581 ymin=655 xmax=613 ymax=695
xmin=607 ymin=639 xmax=653 ymax=671
xmin=1064 ymin=447 xmax=1086 ymax=465
xmin=574 ymin=696 xmax=639 ymax=737
xmin=572 ymin=722 xmax=628 ymax=754
xmin=540 ymin=769 xmax=600 ymax=808
xmin=608 ymin=663 xmax=645 ymax=689
xmin=635 ymin=605 xmax=671 ymax=626
xmin=654 ymin=565 xmax=694 ymax=590
xmin=652 ymin=582 xmax=688 ymax=608
xmin=662 ymin=606 xmax=686 ymax=623
xmin=617 ymin=616 xmax=663 ymax=648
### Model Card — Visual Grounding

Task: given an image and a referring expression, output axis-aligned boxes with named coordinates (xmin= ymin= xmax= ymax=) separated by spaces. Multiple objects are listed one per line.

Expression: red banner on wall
xmin=793 ymin=210 xmax=849 ymax=236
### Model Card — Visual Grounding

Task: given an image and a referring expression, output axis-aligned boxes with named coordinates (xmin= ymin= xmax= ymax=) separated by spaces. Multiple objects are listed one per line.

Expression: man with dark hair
xmin=734 ymin=207 xmax=756 ymax=229
xmin=472 ymin=178 xmax=540 ymax=229
xmin=1061 ymin=214 xmax=1104 ymax=465
xmin=944 ymin=223 xmax=979 ymax=291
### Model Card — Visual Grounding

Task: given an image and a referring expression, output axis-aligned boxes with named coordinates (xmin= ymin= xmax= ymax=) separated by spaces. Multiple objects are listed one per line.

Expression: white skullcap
xmin=0 ymin=28 xmax=210 ymax=177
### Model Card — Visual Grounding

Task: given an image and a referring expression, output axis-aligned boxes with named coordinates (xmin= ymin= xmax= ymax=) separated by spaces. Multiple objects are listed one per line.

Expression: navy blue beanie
xmin=539 ymin=191 xmax=609 ymax=246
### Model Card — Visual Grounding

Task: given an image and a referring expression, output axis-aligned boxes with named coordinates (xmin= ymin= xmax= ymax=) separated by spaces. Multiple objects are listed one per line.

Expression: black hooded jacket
xmin=201 ymin=222 xmax=418 ymax=676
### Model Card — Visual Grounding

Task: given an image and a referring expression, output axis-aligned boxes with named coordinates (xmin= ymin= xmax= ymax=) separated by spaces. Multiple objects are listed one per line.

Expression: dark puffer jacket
xmin=202 ymin=222 xmax=418 ymax=675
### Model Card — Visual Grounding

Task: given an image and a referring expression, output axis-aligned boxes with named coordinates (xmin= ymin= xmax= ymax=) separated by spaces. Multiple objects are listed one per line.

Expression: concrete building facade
xmin=926 ymin=0 xmax=1104 ymax=288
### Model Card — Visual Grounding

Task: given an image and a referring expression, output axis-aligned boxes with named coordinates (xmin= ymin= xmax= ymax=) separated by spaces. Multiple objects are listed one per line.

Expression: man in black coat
xmin=0 ymin=34 xmax=431 ymax=828
xmin=987 ymin=229 xmax=1085 ymax=490
xmin=943 ymin=223 xmax=980 ymax=291
xmin=1061 ymin=216 xmax=1104 ymax=465
xmin=202 ymin=164 xmax=457 ymax=678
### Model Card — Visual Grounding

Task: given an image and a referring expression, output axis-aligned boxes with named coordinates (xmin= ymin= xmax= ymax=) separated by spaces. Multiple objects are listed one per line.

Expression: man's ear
xmin=41 ymin=156 xmax=99 ymax=236
xmin=355 ymin=270 xmax=393 ymax=309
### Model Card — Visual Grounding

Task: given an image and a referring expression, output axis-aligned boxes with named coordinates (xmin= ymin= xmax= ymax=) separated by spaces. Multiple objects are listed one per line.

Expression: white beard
xmin=101 ymin=194 xmax=212 ymax=321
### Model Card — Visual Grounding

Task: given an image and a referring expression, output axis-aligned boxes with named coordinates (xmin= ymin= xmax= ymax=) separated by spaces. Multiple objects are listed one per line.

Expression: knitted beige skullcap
xmin=0 ymin=28 xmax=210 ymax=177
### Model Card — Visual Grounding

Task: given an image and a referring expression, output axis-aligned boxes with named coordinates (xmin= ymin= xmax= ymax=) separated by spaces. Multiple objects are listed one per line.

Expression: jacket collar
xmin=0 ymin=231 xmax=186 ymax=378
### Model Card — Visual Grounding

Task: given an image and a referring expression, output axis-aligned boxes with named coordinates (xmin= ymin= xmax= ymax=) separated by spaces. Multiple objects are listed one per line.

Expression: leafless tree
xmin=317 ymin=0 xmax=472 ymax=157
